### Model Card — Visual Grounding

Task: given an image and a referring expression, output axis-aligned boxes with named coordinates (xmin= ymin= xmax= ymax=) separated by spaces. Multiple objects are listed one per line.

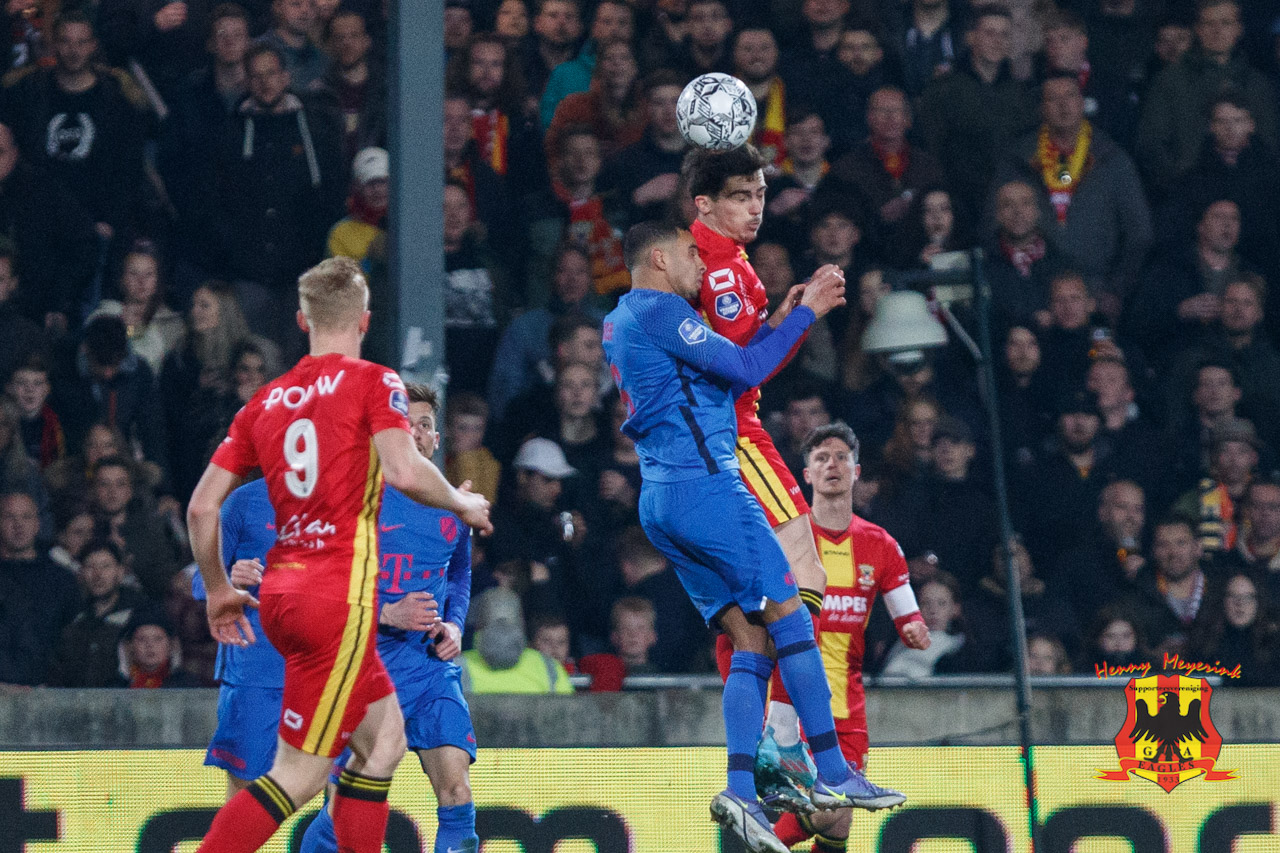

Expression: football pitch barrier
xmin=0 ymin=684 xmax=1276 ymax=852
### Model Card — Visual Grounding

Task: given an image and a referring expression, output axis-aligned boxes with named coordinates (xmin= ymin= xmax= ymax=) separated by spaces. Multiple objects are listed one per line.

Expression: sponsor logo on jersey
xmin=382 ymin=372 xmax=406 ymax=390
xmin=263 ymin=371 xmax=345 ymax=410
xmin=715 ymin=292 xmax=742 ymax=320
xmin=708 ymin=268 xmax=736 ymax=292
xmin=389 ymin=388 xmax=409 ymax=417
xmin=678 ymin=318 xmax=707 ymax=345
xmin=824 ymin=592 xmax=868 ymax=614
xmin=283 ymin=709 xmax=304 ymax=730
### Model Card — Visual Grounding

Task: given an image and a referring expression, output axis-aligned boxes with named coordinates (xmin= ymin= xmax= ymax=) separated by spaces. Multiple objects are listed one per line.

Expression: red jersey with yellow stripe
xmin=815 ymin=514 xmax=918 ymax=723
xmin=211 ymin=353 xmax=412 ymax=609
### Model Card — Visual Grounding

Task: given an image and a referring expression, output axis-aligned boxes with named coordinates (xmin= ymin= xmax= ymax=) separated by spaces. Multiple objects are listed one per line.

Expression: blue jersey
xmin=603 ymin=289 xmax=815 ymax=482
xmin=191 ymin=478 xmax=285 ymax=688
xmin=375 ymin=486 xmax=472 ymax=682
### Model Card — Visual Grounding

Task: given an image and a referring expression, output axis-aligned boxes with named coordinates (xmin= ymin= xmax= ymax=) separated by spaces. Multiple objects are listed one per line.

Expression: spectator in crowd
xmin=797 ymin=195 xmax=866 ymax=300
xmin=1085 ymin=355 xmax=1164 ymax=505
xmin=1136 ymin=0 xmax=1277 ymax=195
xmin=1187 ymin=570 xmax=1280 ymax=685
xmin=539 ymin=0 xmax=635 ymax=128
xmin=215 ymin=44 xmax=345 ymax=349
xmin=89 ymin=454 xmax=181 ymax=601
xmin=0 ymin=398 xmax=50 ymax=530
xmin=254 ymin=0 xmax=327 ymax=93
xmin=1 ymin=12 xmax=149 ymax=246
xmin=443 ymin=0 xmax=474 ymax=59
xmin=461 ymin=586 xmax=574 ymax=693
xmin=876 ymin=396 xmax=940 ymax=492
xmin=49 ymin=539 xmax=143 ymax=687
xmin=528 ymin=612 xmax=574 ymax=673
xmin=44 ymin=421 xmax=160 ymax=511
xmin=1168 ymin=359 xmax=1245 ymax=488
xmin=880 ymin=571 xmax=987 ymax=676
xmin=1126 ymin=515 xmax=1210 ymax=655
xmin=114 ymin=607 xmax=203 ymax=687
xmin=918 ymin=5 xmax=1038 ymax=223
xmin=323 ymin=9 xmax=385 ymax=160
xmin=1151 ymin=14 xmax=1194 ymax=72
xmin=773 ymin=384 xmax=831 ymax=488
xmin=609 ymin=596 xmax=659 ymax=674
xmin=0 ymin=491 xmax=78 ymax=681
xmin=0 ymin=0 xmax=52 ymax=72
xmin=539 ymin=362 xmax=610 ymax=494
xmin=89 ymin=244 xmax=185 ymax=374
xmin=488 ymin=244 xmax=604 ymax=422
xmin=6 ymin=357 xmax=63 ymax=469
xmin=753 ymin=241 xmax=838 ymax=386
xmin=0 ymin=124 xmax=98 ymax=325
xmin=1219 ymin=478 xmax=1280 ymax=597
xmin=97 ymin=0 xmax=216 ymax=102
xmin=667 ymin=0 xmax=733 ymax=80
xmin=997 ymin=324 xmax=1052 ymax=470
xmin=613 ymin=525 xmax=709 ymax=673
xmin=179 ymin=340 xmax=271 ymax=492
xmin=995 ymin=74 xmax=1152 ymax=311
xmin=520 ymin=0 xmax=584 ymax=100
xmin=443 ymin=92 xmax=514 ymax=276
xmin=986 ymin=180 xmax=1071 ymax=329
xmin=160 ymin=3 xmax=252 ymax=283
xmin=763 ymin=108 xmax=831 ymax=251
xmin=586 ymin=396 xmax=641 ymax=542
xmin=819 ymin=86 xmax=945 ymax=255
xmin=888 ymin=187 xmax=969 ymax=271
xmin=327 ymin=146 xmax=389 ymax=262
xmin=1035 ymin=272 xmax=1106 ymax=393
xmin=1081 ymin=604 xmax=1150 ymax=673
xmin=444 ymin=392 xmax=501 ymax=508
xmin=0 ymin=243 xmax=45 ymax=385
xmin=1173 ymin=417 xmax=1261 ymax=556
xmin=834 ymin=268 xmax=890 ymax=398
xmin=51 ymin=315 xmax=168 ymax=471
xmin=888 ymin=0 xmax=962 ymax=98
xmin=597 ymin=70 xmax=686 ymax=228
xmin=781 ymin=0 xmax=861 ymax=152
xmin=495 ymin=0 xmax=531 ymax=42
xmin=1026 ymin=632 xmax=1073 ymax=675
xmin=49 ymin=504 xmax=96 ymax=574
xmin=834 ymin=27 xmax=898 ymax=148
xmin=733 ymin=28 xmax=787 ymax=170
xmin=545 ymin=42 xmax=645 ymax=179
xmin=444 ymin=178 xmax=510 ymax=394
xmin=1054 ymin=479 xmax=1148 ymax=627
xmin=0 ymin=550 xmax=43 ymax=684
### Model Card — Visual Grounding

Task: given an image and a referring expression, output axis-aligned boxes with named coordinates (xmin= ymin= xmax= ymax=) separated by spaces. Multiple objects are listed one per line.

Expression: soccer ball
xmin=676 ymin=73 xmax=758 ymax=151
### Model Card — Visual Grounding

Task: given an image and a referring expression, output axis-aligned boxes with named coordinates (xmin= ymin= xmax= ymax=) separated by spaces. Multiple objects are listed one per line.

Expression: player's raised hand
xmin=206 ymin=584 xmax=258 ymax=646
xmin=229 ymin=558 xmax=264 ymax=589
xmin=902 ymin=620 xmax=931 ymax=650
xmin=455 ymin=480 xmax=493 ymax=536
xmin=427 ymin=620 xmax=463 ymax=661
xmin=381 ymin=591 xmax=440 ymax=631
xmin=766 ymin=283 xmax=806 ymax=328
xmin=800 ymin=264 xmax=846 ymax=318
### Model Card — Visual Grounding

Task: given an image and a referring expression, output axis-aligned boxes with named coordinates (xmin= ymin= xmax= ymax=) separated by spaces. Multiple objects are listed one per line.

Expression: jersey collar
xmin=691 ymin=218 xmax=744 ymax=257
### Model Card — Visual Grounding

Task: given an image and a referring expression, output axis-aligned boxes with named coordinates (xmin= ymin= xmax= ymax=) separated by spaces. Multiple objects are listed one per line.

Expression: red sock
xmin=715 ymin=633 xmax=735 ymax=683
xmin=773 ymin=812 xmax=814 ymax=848
xmin=332 ymin=768 xmax=393 ymax=853
xmin=198 ymin=776 xmax=294 ymax=853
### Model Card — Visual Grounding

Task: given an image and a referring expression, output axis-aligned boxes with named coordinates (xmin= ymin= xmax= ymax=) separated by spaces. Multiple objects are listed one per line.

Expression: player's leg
xmin=411 ymin=681 xmax=480 ymax=853
xmin=419 ymin=747 xmax=478 ymax=853
xmin=331 ymin=691 xmax=407 ymax=853
xmin=205 ymin=684 xmax=285 ymax=802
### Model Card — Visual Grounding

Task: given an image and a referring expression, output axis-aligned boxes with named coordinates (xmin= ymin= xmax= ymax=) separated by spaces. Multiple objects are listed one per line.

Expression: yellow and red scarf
xmin=471 ymin=108 xmax=510 ymax=175
xmin=553 ymin=183 xmax=629 ymax=294
xmin=1036 ymin=120 xmax=1092 ymax=223
xmin=751 ymin=78 xmax=787 ymax=169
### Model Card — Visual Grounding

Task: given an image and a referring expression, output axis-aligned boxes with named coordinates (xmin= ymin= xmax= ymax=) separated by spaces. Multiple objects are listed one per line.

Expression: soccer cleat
xmin=710 ymin=790 xmax=791 ymax=853
xmin=810 ymin=765 xmax=908 ymax=811
xmin=754 ymin=726 xmax=817 ymax=813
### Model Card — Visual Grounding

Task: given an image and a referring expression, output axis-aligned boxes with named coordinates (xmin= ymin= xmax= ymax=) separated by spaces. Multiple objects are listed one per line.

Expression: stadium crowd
xmin=0 ymin=0 xmax=1279 ymax=690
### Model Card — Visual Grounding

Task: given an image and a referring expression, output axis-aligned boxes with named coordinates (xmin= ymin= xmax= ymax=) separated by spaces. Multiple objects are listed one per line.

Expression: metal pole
xmin=971 ymin=249 xmax=1041 ymax=851
xmin=387 ymin=0 xmax=444 ymax=387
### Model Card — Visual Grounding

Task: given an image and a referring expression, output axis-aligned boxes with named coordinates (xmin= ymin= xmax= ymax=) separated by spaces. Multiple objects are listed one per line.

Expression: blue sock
xmin=434 ymin=802 xmax=478 ymax=853
xmin=768 ymin=609 xmax=849 ymax=783
xmin=299 ymin=804 xmax=337 ymax=853
xmin=724 ymin=650 xmax=772 ymax=800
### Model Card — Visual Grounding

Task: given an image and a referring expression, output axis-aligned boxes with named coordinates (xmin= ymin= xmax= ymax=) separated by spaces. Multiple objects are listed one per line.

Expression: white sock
xmin=766 ymin=701 xmax=801 ymax=747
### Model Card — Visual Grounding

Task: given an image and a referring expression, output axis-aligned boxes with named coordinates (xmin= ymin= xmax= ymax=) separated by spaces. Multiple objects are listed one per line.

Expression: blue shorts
xmin=330 ymin=663 xmax=476 ymax=783
xmin=205 ymin=684 xmax=284 ymax=781
xmin=639 ymin=470 xmax=797 ymax=625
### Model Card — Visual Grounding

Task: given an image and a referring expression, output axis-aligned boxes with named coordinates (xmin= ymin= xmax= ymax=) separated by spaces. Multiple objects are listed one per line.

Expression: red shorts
xmin=836 ymin=722 xmax=869 ymax=770
xmin=259 ymin=593 xmax=395 ymax=758
xmin=735 ymin=425 xmax=809 ymax=527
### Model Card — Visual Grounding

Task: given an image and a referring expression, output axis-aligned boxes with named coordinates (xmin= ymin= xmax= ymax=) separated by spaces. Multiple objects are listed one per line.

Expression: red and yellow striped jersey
xmin=211 ymin=353 xmax=411 ymax=608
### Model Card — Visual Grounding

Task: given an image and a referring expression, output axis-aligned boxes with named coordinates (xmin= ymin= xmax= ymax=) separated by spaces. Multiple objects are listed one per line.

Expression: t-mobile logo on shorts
xmin=283 ymin=709 xmax=305 ymax=730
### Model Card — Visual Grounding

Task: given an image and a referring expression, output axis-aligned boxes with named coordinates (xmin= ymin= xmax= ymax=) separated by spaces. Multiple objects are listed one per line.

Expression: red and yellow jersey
xmin=692 ymin=219 xmax=777 ymax=432
xmin=211 ymin=353 xmax=412 ymax=608
xmin=815 ymin=514 xmax=922 ymax=722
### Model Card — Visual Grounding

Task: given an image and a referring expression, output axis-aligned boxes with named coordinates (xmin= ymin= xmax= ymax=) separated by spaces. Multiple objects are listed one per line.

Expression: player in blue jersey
xmin=604 ymin=221 xmax=894 ymax=853
xmin=301 ymin=382 xmax=479 ymax=853
xmin=192 ymin=477 xmax=284 ymax=798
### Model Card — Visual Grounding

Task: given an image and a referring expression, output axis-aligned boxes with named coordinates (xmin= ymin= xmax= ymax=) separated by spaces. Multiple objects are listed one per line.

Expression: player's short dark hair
xmin=802 ymin=421 xmax=861 ymax=466
xmin=405 ymin=382 xmax=439 ymax=410
xmin=683 ymin=144 xmax=769 ymax=200
xmin=623 ymin=220 xmax=683 ymax=271
xmin=78 ymin=538 xmax=125 ymax=565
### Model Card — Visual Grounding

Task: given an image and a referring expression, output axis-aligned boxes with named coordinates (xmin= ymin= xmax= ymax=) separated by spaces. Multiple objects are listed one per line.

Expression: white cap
xmin=513 ymin=437 xmax=577 ymax=479
xmin=352 ymin=147 xmax=389 ymax=184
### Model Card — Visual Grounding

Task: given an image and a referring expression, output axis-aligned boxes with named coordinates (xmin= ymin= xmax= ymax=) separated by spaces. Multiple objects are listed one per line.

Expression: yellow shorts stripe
xmin=302 ymin=602 xmax=371 ymax=755
xmin=736 ymin=438 xmax=799 ymax=522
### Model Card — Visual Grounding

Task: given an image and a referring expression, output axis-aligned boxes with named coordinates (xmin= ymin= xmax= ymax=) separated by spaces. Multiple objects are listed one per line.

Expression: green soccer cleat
xmin=754 ymin=726 xmax=817 ymax=814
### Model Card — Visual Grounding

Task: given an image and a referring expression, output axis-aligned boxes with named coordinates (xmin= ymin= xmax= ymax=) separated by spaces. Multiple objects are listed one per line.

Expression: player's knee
xmin=810 ymin=808 xmax=851 ymax=837
xmin=436 ymin=775 xmax=472 ymax=807
xmin=361 ymin=728 xmax=407 ymax=776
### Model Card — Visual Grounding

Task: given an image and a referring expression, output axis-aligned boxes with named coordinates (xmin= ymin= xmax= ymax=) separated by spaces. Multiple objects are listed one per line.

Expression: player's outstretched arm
xmin=373 ymin=428 xmax=494 ymax=535
xmin=188 ymin=463 xmax=258 ymax=646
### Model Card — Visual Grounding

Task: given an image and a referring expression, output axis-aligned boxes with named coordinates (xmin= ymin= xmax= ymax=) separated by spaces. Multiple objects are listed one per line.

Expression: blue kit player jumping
xmin=603 ymin=221 xmax=893 ymax=853
xmin=301 ymin=382 xmax=479 ymax=853
xmin=193 ymin=477 xmax=284 ymax=798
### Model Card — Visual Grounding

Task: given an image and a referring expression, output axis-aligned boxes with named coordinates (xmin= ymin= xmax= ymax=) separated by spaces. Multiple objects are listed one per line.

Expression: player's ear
xmin=359 ymin=310 xmax=371 ymax=334
xmin=803 ymin=466 xmax=812 ymax=485
xmin=693 ymin=194 xmax=713 ymax=216
xmin=650 ymin=245 xmax=667 ymax=271
xmin=853 ymin=463 xmax=861 ymax=481
xmin=296 ymin=310 xmax=310 ymax=333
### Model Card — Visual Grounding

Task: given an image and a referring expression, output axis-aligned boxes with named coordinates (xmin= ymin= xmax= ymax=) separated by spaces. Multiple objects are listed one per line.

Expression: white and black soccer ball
xmin=676 ymin=72 xmax=758 ymax=151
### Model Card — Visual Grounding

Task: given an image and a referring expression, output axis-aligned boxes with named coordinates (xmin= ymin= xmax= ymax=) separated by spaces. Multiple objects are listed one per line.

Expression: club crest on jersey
xmin=389 ymin=388 xmax=409 ymax=417
xmin=440 ymin=515 xmax=458 ymax=542
xmin=678 ymin=318 xmax=707 ymax=345
xmin=708 ymin=268 xmax=736 ymax=292
xmin=715 ymin=292 xmax=742 ymax=320
xmin=858 ymin=564 xmax=876 ymax=589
